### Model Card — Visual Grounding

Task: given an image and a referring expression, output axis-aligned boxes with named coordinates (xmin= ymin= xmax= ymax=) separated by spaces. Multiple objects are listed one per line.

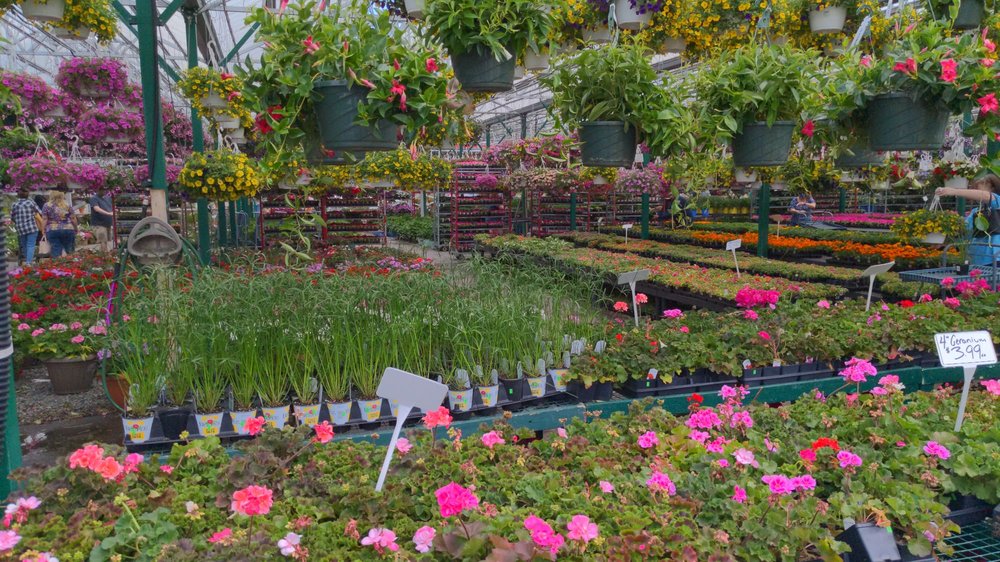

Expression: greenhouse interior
xmin=1 ymin=0 xmax=1000 ymax=559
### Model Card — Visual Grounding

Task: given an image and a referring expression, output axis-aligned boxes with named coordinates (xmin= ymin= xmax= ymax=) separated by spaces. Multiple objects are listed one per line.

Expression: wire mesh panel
xmin=943 ymin=520 xmax=1000 ymax=561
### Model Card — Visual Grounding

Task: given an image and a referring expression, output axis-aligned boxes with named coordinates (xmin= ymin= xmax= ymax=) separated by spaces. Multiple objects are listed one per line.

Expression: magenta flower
xmin=743 ymin=309 xmax=759 ymax=320
xmin=817 ymin=300 xmax=830 ymax=309
xmin=839 ymin=357 xmax=877 ymax=384
xmin=923 ymin=441 xmax=951 ymax=460
xmin=836 ymin=450 xmax=863 ymax=469
xmin=481 ymin=431 xmax=505 ymax=450
xmin=662 ymin=308 xmax=683 ymax=318
xmin=760 ymin=474 xmax=794 ymax=496
xmin=613 ymin=301 xmax=629 ymax=313
xmin=943 ymin=297 xmax=961 ymax=309
xmin=637 ymin=431 xmax=659 ymax=449
xmin=982 ymin=379 xmax=1000 ymax=396
xmin=731 ymin=485 xmax=747 ymax=503
xmin=524 ymin=515 xmax=565 ymax=555
xmin=686 ymin=409 xmax=722 ymax=430
xmin=566 ymin=514 xmax=599 ymax=543
xmin=0 ymin=530 xmax=22 ymax=551
xmin=360 ymin=528 xmax=400 ymax=554
xmin=395 ymin=437 xmax=412 ymax=455
xmin=790 ymin=475 xmax=817 ymax=491
xmin=434 ymin=482 xmax=479 ymax=518
xmin=941 ymin=277 xmax=955 ymax=288
xmin=646 ymin=470 xmax=677 ymax=495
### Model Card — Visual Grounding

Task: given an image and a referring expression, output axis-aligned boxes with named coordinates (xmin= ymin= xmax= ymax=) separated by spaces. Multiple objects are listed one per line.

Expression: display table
xmin=898 ymin=266 xmax=999 ymax=295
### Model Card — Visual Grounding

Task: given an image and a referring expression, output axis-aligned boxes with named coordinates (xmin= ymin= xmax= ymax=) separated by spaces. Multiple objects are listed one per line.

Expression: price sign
xmin=934 ymin=331 xmax=997 ymax=431
xmin=935 ymin=331 xmax=997 ymax=367
xmin=623 ymin=223 xmax=634 ymax=244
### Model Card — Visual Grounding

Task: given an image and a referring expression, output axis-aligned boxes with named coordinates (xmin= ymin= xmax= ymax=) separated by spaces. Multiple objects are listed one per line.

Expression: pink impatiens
xmin=434 ymin=482 xmax=479 ymax=518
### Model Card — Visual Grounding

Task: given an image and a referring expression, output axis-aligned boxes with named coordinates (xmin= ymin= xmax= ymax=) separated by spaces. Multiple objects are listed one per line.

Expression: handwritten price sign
xmin=935 ymin=331 xmax=997 ymax=368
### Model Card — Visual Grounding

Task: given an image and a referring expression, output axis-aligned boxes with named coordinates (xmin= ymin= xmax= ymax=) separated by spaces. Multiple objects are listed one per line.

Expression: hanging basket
xmin=404 ymin=0 xmax=425 ymax=19
xmin=944 ymin=176 xmax=969 ymax=189
xmin=20 ymin=0 xmax=65 ymax=22
xmin=225 ymin=128 xmax=246 ymax=143
xmin=663 ymin=37 xmax=687 ymax=53
xmin=579 ymin=121 xmax=637 ymax=168
xmin=866 ymin=93 xmax=950 ymax=152
xmin=44 ymin=105 xmax=67 ymax=118
xmin=835 ymin=141 xmax=884 ymax=169
xmin=808 ymin=6 xmax=847 ymax=33
xmin=731 ymin=121 xmax=794 ymax=167
xmin=513 ymin=66 xmax=525 ymax=80
xmin=954 ymin=0 xmax=984 ymax=30
xmin=104 ymin=133 xmax=134 ymax=144
xmin=582 ymin=26 xmax=612 ymax=44
xmin=449 ymin=47 xmax=516 ymax=93
xmin=615 ymin=1 xmax=652 ymax=30
xmin=66 ymin=180 xmax=84 ymax=190
xmin=313 ymin=80 xmax=400 ymax=151
xmin=922 ymin=232 xmax=947 ymax=244
xmin=524 ymin=50 xmax=549 ymax=71
xmin=215 ymin=114 xmax=240 ymax=129
xmin=76 ymin=84 xmax=109 ymax=99
xmin=734 ymin=168 xmax=758 ymax=183
xmin=51 ymin=26 xmax=91 ymax=40
xmin=200 ymin=91 xmax=228 ymax=110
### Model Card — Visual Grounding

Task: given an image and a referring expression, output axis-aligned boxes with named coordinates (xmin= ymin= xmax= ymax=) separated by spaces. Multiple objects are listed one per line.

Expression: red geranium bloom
xmin=810 ymin=437 xmax=840 ymax=452
xmin=898 ymin=300 xmax=915 ymax=308
xmin=688 ymin=393 xmax=704 ymax=404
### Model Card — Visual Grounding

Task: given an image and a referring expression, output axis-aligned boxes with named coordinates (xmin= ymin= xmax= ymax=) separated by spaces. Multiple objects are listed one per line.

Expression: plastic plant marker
xmin=617 ymin=269 xmax=650 ymax=328
xmin=374 ymin=368 xmax=448 ymax=492
xmin=934 ymin=331 xmax=997 ymax=431
xmin=859 ymin=262 xmax=895 ymax=311
xmin=726 ymin=239 xmax=742 ymax=278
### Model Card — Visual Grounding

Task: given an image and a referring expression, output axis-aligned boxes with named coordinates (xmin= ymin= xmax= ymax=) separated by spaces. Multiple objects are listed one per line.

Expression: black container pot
xmin=623 ymin=378 xmax=661 ymax=394
xmin=836 ymin=522 xmax=901 ymax=562
xmin=157 ymin=407 xmax=192 ymax=440
xmin=566 ymin=380 xmax=599 ymax=402
xmin=945 ymin=494 xmax=994 ymax=525
xmin=499 ymin=377 xmax=529 ymax=403
xmin=450 ymin=46 xmax=516 ymax=93
xmin=591 ymin=381 xmax=613 ymax=401
xmin=579 ymin=121 xmax=637 ymax=168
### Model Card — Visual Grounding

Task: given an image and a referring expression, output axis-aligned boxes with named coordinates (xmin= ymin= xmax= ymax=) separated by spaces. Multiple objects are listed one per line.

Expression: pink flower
xmin=860 ymin=54 xmax=873 ymax=67
xmin=70 ymin=335 xmax=85 ymax=344
xmin=16 ymin=323 xmax=29 ymax=331
xmin=893 ymin=57 xmax=917 ymax=74
xmin=743 ymin=309 xmax=759 ymax=320
xmin=679 ymin=326 xmax=690 ymax=334
xmin=799 ymin=449 xmax=816 ymax=463
xmin=846 ymin=393 xmax=859 ymax=406
xmin=557 ymin=427 xmax=568 ymax=438
xmin=761 ymin=474 xmax=794 ymax=496
xmin=208 ymin=528 xmax=232 ymax=544
xmin=599 ymin=480 xmax=615 ymax=493
xmin=0 ymin=530 xmax=21 ymax=551
xmin=662 ymin=309 xmax=683 ymax=318
xmin=313 ymin=421 xmax=335 ymax=443
xmin=244 ymin=416 xmax=267 ymax=436
xmin=524 ymin=515 xmax=564 ymax=555
xmin=970 ymin=268 xmax=983 ymax=278
xmin=637 ymin=431 xmax=659 ymax=449
xmin=986 ymin=38 xmax=997 ymax=52
xmin=481 ymin=431 xmax=505 ymax=449
xmin=982 ymin=58 xmax=996 ymax=68
xmin=688 ymin=429 xmax=710 ymax=443
xmin=706 ymin=436 xmax=729 ymax=454
xmin=940 ymin=59 xmax=957 ymax=83
xmin=765 ymin=438 xmax=778 ymax=452
xmin=395 ymin=437 xmax=412 ymax=455
xmin=435 ymin=482 xmax=479 ymax=518
xmin=879 ymin=374 xmax=899 ymax=386
xmin=871 ymin=387 xmax=888 ymax=396
xmin=635 ymin=293 xmax=649 ymax=304
xmin=839 ymin=357 xmax=877 ymax=384
xmin=731 ymin=485 xmax=747 ymax=503
xmin=70 ymin=321 xmax=83 ymax=330
xmin=717 ymin=459 xmax=730 ymax=468
xmin=730 ymin=410 xmax=753 ymax=430
xmin=982 ymin=379 xmax=1000 ymax=395
xmin=425 ymin=58 xmax=438 ymax=73
xmin=361 ymin=528 xmax=400 ymax=554
xmin=23 ymin=552 xmax=57 ymax=562
xmin=613 ymin=301 xmax=629 ymax=313
xmin=646 ymin=470 xmax=676 ymax=495
xmin=231 ymin=485 xmax=274 ymax=516
xmin=943 ymin=297 xmax=961 ymax=309
xmin=923 ymin=441 xmax=951 ymax=460
xmin=919 ymin=293 xmax=933 ymax=303
xmin=732 ymin=448 xmax=757 ymax=467
xmin=413 ymin=526 xmax=436 ymax=553
xmin=422 ymin=406 xmax=453 ymax=429
xmin=122 ymin=453 xmax=143 ymax=475
xmin=686 ymin=409 xmax=722 ymax=429
xmin=757 ymin=330 xmax=771 ymax=341
xmin=790 ymin=475 xmax=817 ymax=491
xmin=95 ymin=457 xmax=122 ymax=480
xmin=30 ymin=329 xmax=44 ymax=337
xmin=159 ymin=465 xmax=173 ymax=474
xmin=817 ymin=300 xmax=830 ymax=309
xmin=941 ymin=277 xmax=955 ymax=288
xmin=720 ymin=385 xmax=740 ymax=400
xmin=801 ymin=120 xmax=815 ymax=138
xmin=836 ymin=450 xmax=863 ymax=469
xmin=278 ymin=532 xmax=301 ymax=556
xmin=566 ymin=514 xmax=599 ymax=543
xmin=68 ymin=444 xmax=104 ymax=470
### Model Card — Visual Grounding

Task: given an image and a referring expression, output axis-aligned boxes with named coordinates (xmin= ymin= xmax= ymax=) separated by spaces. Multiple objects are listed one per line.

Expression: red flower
xmin=940 ymin=59 xmax=957 ymax=83
xmin=801 ymin=120 xmax=815 ymax=138
xmin=810 ymin=437 xmax=840 ymax=452
xmin=255 ymin=105 xmax=283 ymax=134
xmin=893 ymin=58 xmax=917 ymax=74
xmin=302 ymin=36 xmax=320 ymax=55
xmin=978 ymin=93 xmax=999 ymax=115
xmin=426 ymin=58 xmax=439 ymax=73
xmin=688 ymin=393 xmax=704 ymax=404
xmin=898 ymin=300 xmax=915 ymax=308
xmin=615 ymin=333 xmax=624 ymax=342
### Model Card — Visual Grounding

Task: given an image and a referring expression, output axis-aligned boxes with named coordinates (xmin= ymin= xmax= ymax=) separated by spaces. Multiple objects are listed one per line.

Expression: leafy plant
xmin=891 ymin=209 xmax=967 ymax=243
xmin=425 ymin=0 xmax=555 ymax=62
xmin=178 ymin=149 xmax=262 ymax=201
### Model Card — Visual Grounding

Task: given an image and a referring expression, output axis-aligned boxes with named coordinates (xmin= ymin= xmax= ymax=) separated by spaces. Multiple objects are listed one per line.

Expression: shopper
xmin=936 ymin=174 xmax=1000 ymax=266
xmin=788 ymin=192 xmax=816 ymax=227
xmin=88 ymin=187 xmax=114 ymax=252
xmin=10 ymin=188 xmax=43 ymax=265
xmin=41 ymin=189 xmax=78 ymax=258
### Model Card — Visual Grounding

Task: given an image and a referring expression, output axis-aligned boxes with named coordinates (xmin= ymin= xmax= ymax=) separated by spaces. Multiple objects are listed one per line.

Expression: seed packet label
xmin=935 ymin=331 xmax=997 ymax=367
xmin=123 ymin=417 xmax=153 ymax=443
xmin=527 ymin=377 xmax=546 ymax=397
xmin=726 ymin=239 xmax=741 ymax=251
xmin=647 ymin=369 xmax=658 ymax=380
xmin=196 ymin=413 xmax=223 ymax=436
xmin=549 ymin=369 xmax=569 ymax=391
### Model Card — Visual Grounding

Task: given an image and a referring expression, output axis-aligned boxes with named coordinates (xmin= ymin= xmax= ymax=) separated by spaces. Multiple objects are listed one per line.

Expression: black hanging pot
xmin=579 ymin=121 xmax=637 ymax=168
xmin=954 ymin=0 xmax=984 ymax=30
xmin=450 ymin=46 xmax=516 ymax=93
xmin=731 ymin=121 xmax=795 ymax=167
xmin=313 ymin=80 xmax=399 ymax=154
xmin=866 ymin=93 xmax=950 ymax=151
xmin=835 ymin=138 xmax=885 ymax=169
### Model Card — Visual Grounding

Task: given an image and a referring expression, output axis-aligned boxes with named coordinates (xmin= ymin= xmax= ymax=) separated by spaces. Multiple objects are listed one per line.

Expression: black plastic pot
xmin=954 ymin=0 xmax=984 ymax=30
xmin=313 ymin=80 xmax=399 ymax=153
xmin=731 ymin=121 xmax=795 ymax=167
xmin=579 ymin=121 xmax=637 ymax=168
xmin=836 ymin=522 xmax=901 ymax=562
xmin=156 ymin=407 xmax=192 ymax=440
xmin=592 ymin=381 xmax=613 ymax=401
xmin=945 ymin=494 xmax=994 ymax=525
xmin=623 ymin=378 xmax=661 ymax=395
xmin=866 ymin=93 xmax=950 ymax=152
xmin=565 ymin=380 xmax=594 ymax=402
xmin=499 ymin=377 xmax=529 ymax=403
xmin=450 ymin=46 xmax=516 ymax=93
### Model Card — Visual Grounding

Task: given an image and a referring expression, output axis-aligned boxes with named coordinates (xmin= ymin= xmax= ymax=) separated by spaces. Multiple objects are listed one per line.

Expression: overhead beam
xmin=221 ymin=22 xmax=258 ymax=66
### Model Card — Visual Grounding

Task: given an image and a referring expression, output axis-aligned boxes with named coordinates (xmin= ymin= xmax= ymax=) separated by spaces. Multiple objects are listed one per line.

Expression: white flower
xmin=277 ymin=532 xmax=301 ymax=557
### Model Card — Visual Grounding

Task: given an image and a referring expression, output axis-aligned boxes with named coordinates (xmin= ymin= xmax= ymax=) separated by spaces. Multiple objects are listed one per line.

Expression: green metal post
xmin=421 ymin=191 xmax=427 ymax=217
xmin=135 ymin=0 xmax=169 ymax=221
xmin=569 ymin=193 xmax=577 ymax=231
xmin=1 ymin=363 xmax=22 ymax=498
xmin=757 ymin=183 xmax=771 ymax=258
xmin=185 ymin=9 xmax=211 ymax=265
xmin=219 ymin=202 xmax=228 ymax=246
xmin=838 ymin=187 xmax=846 ymax=213
xmin=640 ymin=192 xmax=650 ymax=240
xmin=229 ymin=200 xmax=238 ymax=246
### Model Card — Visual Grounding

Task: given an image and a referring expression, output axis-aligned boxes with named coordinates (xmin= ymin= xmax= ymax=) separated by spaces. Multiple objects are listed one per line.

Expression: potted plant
xmin=48 ymin=0 xmax=117 ymax=43
xmin=425 ymin=0 xmax=553 ymax=93
xmin=67 ymin=162 xmax=106 ymax=191
xmin=615 ymin=167 xmax=664 ymax=196
xmin=177 ymin=67 xmax=242 ymax=113
xmin=111 ymin=343 xmax=161 ymax=444
xmin=891 ymin=208 xmax=966 ymax=244
xmin=192 ymin=367 xmax=226 ymax=438
xmin=615 ymin=0 xmax=663 ymax=30
xmin=928 ymin=0 xmax=986 ymax=29
xmin=807 ymin=0 xmax=848 ymax=33
xmin=257 ymin=346 xmax=293 ymax=430
xmin=931 ymin=158 xmax=978 ymax=190
xmin=6 ymin=153 xmax=69 ymax=190
xmin=444 ymin=369 xmax=474 ymax=412
xmin=77 ymin=105 xmax=144 ymax=144
xmin=0 ymin=72 xmax=56 ymax=115
xmin=23 ymin=313 xmax=99 ymax=394
xmin=290 ymin=339 xmax=321 ymax=427
xmin=177 ymin=149 xmax=262 ymax=201
xmin=693 ymin=43 xmax=819 ymax=168
xmin=14 ymin=0 xmax=66 ymax=22
xmin=574 ymin=0 xmax=612 ymax=43
xmin=314 ymin=339 xmax=352 ymax=425
xmin=542 ymin=43 xmax=660 ymax=167
xmin=55 ymin=57 xmax=130 ymax=99
xmin=230 ymin=334 xmax=262 ymax=435
xmin=162 ymin=345 xmax=194 ymax=441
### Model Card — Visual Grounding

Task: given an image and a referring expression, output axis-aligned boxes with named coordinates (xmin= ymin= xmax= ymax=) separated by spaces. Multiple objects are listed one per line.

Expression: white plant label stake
xmin=374 ymin=368 xmax=448 ymax=492
xmin=623 ymin=223 xmax=634 ymax=245
xmin=859 ymin=261 xmax=894 ymax=311
xmin=726 ymin=239 xmax=742 ymax=278
xmin=934 ymin=331 xmax=997 ymax=431
xmin=617 ymin=268 xmax=650 ymax=327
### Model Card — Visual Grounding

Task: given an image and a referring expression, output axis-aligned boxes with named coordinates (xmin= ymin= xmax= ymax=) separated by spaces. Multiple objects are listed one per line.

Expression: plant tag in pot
xmin=595 ymin=340 xmax=607 ymax=354
xmin=571 ymin=340 xmax=584 ymax=355
xmin=500 ymin=358 xmax=510 ymax=375
xmin=647 ymin=368 xmax=658 ymax=380
xmin=310 ymin=377 xmax=318 ymax=393
xmin=455 ymin=369 xmax=470 ymax=389
xmin=536 ymin=359 xmax=546 ymax=375
xmin=544 ymin=351 xmax=554 ymax=365
xmin=742 ymin=359 xmax=752 ymax=369
xmin=563 ymin=334 xmax=571 ymax=346
xmin=562 ymin=352 xmax=571 ymax=369
xmin=516 ymin=362 xmax=523 ymax=378
xmin=490 ymin=369 xmax=499 ymax=385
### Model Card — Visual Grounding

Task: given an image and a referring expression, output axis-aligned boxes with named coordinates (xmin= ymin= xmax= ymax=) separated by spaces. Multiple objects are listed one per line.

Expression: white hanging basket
xmin=76 ymin=84 xmax=109 ymax=99
xmin=226 ymin=128 xmax=246 ymax=142
xmin=365 ymin=178 xmax=395 ymax=189
xmin=870 ymin=180 xmax=890 ymax=191
xmin=404 ymin=0 xmax=425 ymax=19
xmin=734 ymin=168 xmax=758 ymax=183
xmin=592 ymin=175 xmax=609 ymax=185
xmin=104 ymin=133 xmax=134 ymax=144
xmin=808 ymin=6 xmax=847 ymax=34
xmin=215 ymin=115 xmax=241 ymax=129
xmin=922 ymin=232 xmax=946 ymax=244
xmin=523 ymin=50 xmax=549 ymax=71
xmin=582 ymin=26 xmax=612 ymax=44
xmin=840 ymin=171 xmax=864 ymax=183
xmin=20 ymin=0 xmax=65 ymax=22
xmin=513 ymin=66 xmax=526 ymax=80
xmin=200 ymin=91 xmax=228 ymax=110
xmin=944 ymin=176 xmax=969 ymax=189
xmin=662 ymin=37 xmax=686 ymax=53
xmin=43 ymin=105 xmax=66 ymax=118
xmin=66 ymin=180 xmax=84 ymax=190
xmin=51 ymin=26 xmax=91 ymax=40
xmin=614 ymin=1 xmax=652 ymax=30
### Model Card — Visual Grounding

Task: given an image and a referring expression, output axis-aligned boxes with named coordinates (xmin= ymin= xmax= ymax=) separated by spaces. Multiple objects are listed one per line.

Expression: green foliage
xmin=90 ymin=507 xmax=179 ymax=562
xmin=424 ymin=0 xmax=554 ymax=62
xmin=386 ymin=214 xmax=433 ymax=242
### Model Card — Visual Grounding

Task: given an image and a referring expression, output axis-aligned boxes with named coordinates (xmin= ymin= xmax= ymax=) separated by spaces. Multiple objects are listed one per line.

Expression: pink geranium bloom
xmin=923 ymin=441 xmax=951 ymax=460
xmin=557 ymin=427 xmax=568 ymax=438
xmin=244 ymin=416 xmax=267 ymax=436
xmin=599 ymin=480 xmax=615 ymax=493
xmin=159 ymin=465 xmax=173 ymax=474
xmin=613 ymin=301 xmax=629 ymax=313
xmin=566 ymin=514 xmax=599 ymax=543
xmin=208 ymin=528 xmax=233 ymax=544
xmin=761 ymin=474 xmax=794 ymax=495
xmin=422 ymin=406 xmax=453 ymax=429
xmin=790 ymin=475 xmax=817 ymax=491
xmin=982 ymin=379 xmax=1000 ymax=395
xmin=839 ymin=357 xmax=877 ymax=384
xmin=686 ymin=409 xmax=722 ymax=429
xmin=637 ymin=431 xmax=659 ymax=449
xmin=731 ymin=485 xmax=747 ymax=503
xmin=662 ymin=309 xmax=683 ymax=318
xmin=941 ymin=277 xmax=955 ymax=288
xmin=435 ymin=482 xmax=479 ymax=518
xmin=95 ymin=457 xmax=123 ymax=481
xmin=799 ymin=449 xmax=816 ymax=463
xmin=817 ymin=300 xmax=831 ymax=309
xmin=836 ymin=450 xmax=863 ymax=468
xmin=68 ymin=444 xmax=104 ymax=470
xmin=679 ymin=326 xmax=690 ymax=334
xmin=481 ymin=431 xmax=505 ymax=449
xmin=919 ymin=293 xmax=933 ymax=303
xmin=733 ymin=448 xmax=757 ymax=467
xmin=524 ymin=515 xmax=565 ymax=555
xmin=413 ymin=526 xmax=436 ymax=553
xmin=943 ymin=297 xmax=961 ymax=309
xmin=743 ymin=309 xmax=759 ymax=320
xmin=313 ymin=421 xmax=335 ymax=443
xmin=278 ymin=532 xmax=301 ymax=556
xmin=361 ymin=528 xmax=400 ymax=554
xmin=231 ymin=485 xmax=274 ymax=516
xmin=0 ymin=530 xmax=21 ymax=551
xmin=635 ymin=293 xmax=649 ymax=304
xmin=646 ymin=471 xmax=676 ymax=495
xmin=395 ymin=437 xmax=412 ymax=455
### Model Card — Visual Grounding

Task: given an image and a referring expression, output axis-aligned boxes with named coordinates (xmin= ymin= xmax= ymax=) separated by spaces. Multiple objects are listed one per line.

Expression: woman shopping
xmin=935 ymin=174 xmax=1000 ymax=266
xmin=40 ymin=190 xmax=78 ymax=258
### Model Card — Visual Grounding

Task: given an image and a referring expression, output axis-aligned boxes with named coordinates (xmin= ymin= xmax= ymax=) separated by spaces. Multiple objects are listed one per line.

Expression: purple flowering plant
xmin=615 ymin=166 xmax=664 ymax=196
xmin=76 ymin=105 xmax=144 ymax=143
xmin=6 ymin=154 xmax=70 ymax=190
xmin=0 ymin=72 xmax=56 ymax=114
xmin=55 ymin=57 xmax=131 ymax=99
xmin=68 ymin=163 xmax=107 ymax=191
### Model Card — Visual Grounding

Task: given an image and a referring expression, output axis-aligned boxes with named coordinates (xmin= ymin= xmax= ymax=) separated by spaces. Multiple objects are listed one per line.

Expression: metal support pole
xmin=640 ymin=193 xmax=650 ymax=240
xmin=757 ymin=183 xmax=771 ymax=258
xmin=219 ymin=201 xmax=228 ymax=246
xmin=569 ymin=193 xmax=577 ymax=231
xmin=229 ymin=200 xmax=238 ymax=246
xmin=838 ymin=187 xmax=846 ymax=213
xmin=136 ymin=0 xmax=169 ymax=221
xmin=184 ymin=9 xmax=211 ymax=265
xmin=1 ymin=364 xmax=19 ymax=498
xmin=520 ymin=114 xmax=527 ymax=139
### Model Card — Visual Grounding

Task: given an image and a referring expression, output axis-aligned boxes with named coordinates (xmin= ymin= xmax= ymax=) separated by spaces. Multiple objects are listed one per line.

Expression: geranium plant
xmin=76 ymin=105 xmax=144 ymax=143
xmin=178 ymin=149 xmax=262 ymax=201
xmin=55 ymin=57 xmax=130 ymax=99
xmin=16 ymin=311 xmax=103 ymax=360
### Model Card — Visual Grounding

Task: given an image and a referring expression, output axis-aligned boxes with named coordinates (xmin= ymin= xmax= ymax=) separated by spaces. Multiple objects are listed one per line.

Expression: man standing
xmin=10 ymin=188 xmax=42 ymax=265
xmin=88 ymin=188 xmax=114 ymax=252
